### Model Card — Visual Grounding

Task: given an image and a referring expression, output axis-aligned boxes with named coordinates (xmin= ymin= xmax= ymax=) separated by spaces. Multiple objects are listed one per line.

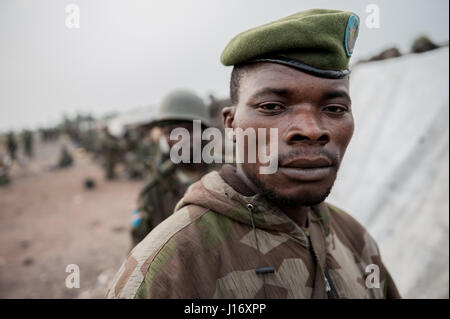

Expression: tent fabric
xmin=328 ymin=47 xmax=449 ymax=298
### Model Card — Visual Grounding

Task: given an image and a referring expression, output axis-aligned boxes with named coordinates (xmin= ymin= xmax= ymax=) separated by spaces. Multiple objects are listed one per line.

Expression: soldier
xmin=57 ymin=145 xmax=74 ymax=168
xmin=123 ymin=127 xmax=157 ymax=179
xmin=130 ymin=89 xmax=216 ymax=247
xmin=0 ymin=153 xmax=11 ymax=186
xmin=108 ymin=9 xmax=400 ymax=299
xmin=22 ymin=130 xmax=33 ymax=158
xmin=99 ymin=127 xmax=122 ymax=180
xmin=6 ymin=132 xmax=17 ymax=161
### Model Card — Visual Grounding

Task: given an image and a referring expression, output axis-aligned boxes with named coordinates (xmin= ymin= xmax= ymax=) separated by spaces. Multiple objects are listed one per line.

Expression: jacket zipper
xmin=324 ymin=268 xmax=340 ymax=299
xmin=246 ymin=204 xmax=273 ymax=299
xmin=307 ymin=233 xmax=340 ymax=299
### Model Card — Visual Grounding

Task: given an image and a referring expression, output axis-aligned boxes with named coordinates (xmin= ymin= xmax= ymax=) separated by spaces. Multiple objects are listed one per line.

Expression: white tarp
xmin=328 ymin=47 xmax=449 ymax=298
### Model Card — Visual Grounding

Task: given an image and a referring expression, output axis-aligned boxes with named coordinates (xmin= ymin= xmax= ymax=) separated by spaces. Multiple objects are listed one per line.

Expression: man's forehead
xmin=240 ymin=62 xmax=349 ymax=97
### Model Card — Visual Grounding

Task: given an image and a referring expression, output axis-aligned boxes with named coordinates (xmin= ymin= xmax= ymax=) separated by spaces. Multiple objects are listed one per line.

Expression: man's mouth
xmin=278 ymin=157 xmax=333 ymax=182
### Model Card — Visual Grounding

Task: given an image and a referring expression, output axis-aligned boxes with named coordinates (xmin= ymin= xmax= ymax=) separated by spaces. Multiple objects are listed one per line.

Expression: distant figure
xmin=123 ymin=127 xmax=157 ymax=179
xmin=0 ymin=156 xmax=10 ymax=186
xmin=58 ymin=146 xmax=74 ymax=168
xmin=22 ymin=130 xmax=34 ymax=158
xmin=99 ymin=127 xmax=122 ymax=180
xmin=207 ymin=94 xmax=231 ymax=130
xmin=6 ymin=132 xmax=18 ymax=161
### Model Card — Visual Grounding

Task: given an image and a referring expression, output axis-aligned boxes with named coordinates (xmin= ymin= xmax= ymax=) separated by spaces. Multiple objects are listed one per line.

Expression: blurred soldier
xmin=0 ymin=165 xmax=10 ymax=185
xmin=0 ymin=150 xmax=11 ymax=186
xmin=22 ymin=130 xmax=34 ymax=158
xmin=123 ymin=127 xmax=157 ymax=179
xmin=57 ymin=145 xmax=74 ymax=168
xmin=99 ymin=127 xmax=122 ymax=180
xmin=109 ymin=10 xmax=400 ymax=299
xmin=130 ymin=89 xmax=216 ymax=247
xmin=208 ymin=94 xmax=231 ymax=130
xmin=6 ymin=132 xmax=18 ymax=161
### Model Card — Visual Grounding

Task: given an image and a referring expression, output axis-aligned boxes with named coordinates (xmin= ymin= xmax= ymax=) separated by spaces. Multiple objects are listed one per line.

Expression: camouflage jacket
xmin=108 ymin=165 xmax=400 ymax=299
xmin=131 ymin=158 xmax=205 ymax=246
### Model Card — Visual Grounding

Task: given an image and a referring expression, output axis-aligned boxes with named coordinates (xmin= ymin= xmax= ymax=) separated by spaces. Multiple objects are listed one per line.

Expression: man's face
xmin=224 ymin=63 xmax=354 ymax=206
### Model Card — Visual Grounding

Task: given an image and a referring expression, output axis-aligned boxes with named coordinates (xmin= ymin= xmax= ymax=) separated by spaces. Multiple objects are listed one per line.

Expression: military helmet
xmin=154 ymin=89 xmax=210 ymax=127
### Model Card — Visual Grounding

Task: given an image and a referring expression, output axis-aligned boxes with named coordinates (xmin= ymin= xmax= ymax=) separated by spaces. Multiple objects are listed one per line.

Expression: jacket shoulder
xmin=326 ymin=202 xmax=370 ymax=239
xmin=135 ymin=209 xmax=236 ymax=298
xmin=325 ymin=202 xmax=381 ymax=262
xmin=106 ymin=203 xmax=208 ymax=298
xmin=325 ymin=202 xmax=401 ymax=299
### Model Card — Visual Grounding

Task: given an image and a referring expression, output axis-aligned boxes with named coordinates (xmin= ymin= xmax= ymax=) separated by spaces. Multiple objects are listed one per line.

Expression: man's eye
xmin=324 ymin=105 xmax=348 ymax=113
xmin=258 ymin=103 xmax=284 ymax=111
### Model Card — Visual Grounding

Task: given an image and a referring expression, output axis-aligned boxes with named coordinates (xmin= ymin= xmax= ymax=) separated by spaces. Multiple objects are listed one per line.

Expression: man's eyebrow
xmin=249 ymin=87 xmax=291 ymax=99
xmin=322 ymin=90 xmax=351 ymax=101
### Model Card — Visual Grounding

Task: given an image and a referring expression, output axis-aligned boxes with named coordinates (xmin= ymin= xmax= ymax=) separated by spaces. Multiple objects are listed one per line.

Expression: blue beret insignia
xmin=344 ymin=15 xmax=359 ymax=57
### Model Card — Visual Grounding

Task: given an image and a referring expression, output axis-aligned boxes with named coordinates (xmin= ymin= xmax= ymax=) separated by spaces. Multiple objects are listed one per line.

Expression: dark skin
xmin=223 ymin=63 xmax=354 ymax=228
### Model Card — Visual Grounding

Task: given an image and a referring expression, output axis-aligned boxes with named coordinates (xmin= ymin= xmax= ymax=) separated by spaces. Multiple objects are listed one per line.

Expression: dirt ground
xmin=0 ymin=138 xmax=144 ymax=298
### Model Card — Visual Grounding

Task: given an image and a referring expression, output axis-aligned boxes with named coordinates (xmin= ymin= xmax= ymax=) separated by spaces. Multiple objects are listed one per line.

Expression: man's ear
xmin=222 ymin=106 xmax=236 ymax=142
xmin=222 ymin=106 xmax=235 ymax=130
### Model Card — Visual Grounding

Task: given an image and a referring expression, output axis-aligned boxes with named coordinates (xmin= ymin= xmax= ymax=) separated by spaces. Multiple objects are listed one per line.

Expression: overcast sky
xmin=0 ymin=0 xmax=448 ymax=132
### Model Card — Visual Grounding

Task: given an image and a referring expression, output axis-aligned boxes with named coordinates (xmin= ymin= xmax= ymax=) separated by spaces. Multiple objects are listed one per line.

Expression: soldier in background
xmin=22 ymin=130 xmax=33 ymax=158
xmin=207 ymin=94 xmax=231 ymax=131
xmin=123 ymin=127 xmax=158 ymax=179
xmin=6 ymin=132 xmax=18 ymax=161
xmin=130 ymin=89 xmax=217 ymax=247
xmin=0 ymin=140 xmax=11 ymax=185
xmin=57 ymin=145 xmax=74 ymax=168
xmin=99 ymin=127 xmax=122 ymax=180
xmin=0 ymin=159 xmax=10 ymax=185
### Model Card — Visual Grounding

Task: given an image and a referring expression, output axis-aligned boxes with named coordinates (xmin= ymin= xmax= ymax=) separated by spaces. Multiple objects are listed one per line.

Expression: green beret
xmin=221 ymin=9 xmax=360 ymax=79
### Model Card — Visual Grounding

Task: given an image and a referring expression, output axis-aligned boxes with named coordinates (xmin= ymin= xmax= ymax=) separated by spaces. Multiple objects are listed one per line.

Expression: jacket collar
xmin=176 ymin=165 xmax=331 ymax=246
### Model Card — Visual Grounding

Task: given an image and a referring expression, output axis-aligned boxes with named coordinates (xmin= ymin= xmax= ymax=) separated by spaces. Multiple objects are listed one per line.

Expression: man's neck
xmin=234 ymin=165 xmax=310 ymax=228
xmin=235 ymin=165 xmax=259 ymax=194
xmin=277 ymin=204 xmax=310 ymax=229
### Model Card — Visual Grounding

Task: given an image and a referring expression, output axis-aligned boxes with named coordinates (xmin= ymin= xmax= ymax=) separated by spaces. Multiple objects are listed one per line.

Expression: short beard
xmin=246 ymin=169 xmax=334 ymax=207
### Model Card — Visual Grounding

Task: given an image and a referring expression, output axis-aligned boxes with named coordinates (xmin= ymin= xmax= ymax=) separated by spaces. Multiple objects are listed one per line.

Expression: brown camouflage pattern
xmin=108 ymin=166 xmax=400 ymax=299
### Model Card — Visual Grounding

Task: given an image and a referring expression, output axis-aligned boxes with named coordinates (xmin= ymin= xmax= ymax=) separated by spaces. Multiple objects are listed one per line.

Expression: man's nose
xmin=284 ymin=110 xmax=330 ymax=145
